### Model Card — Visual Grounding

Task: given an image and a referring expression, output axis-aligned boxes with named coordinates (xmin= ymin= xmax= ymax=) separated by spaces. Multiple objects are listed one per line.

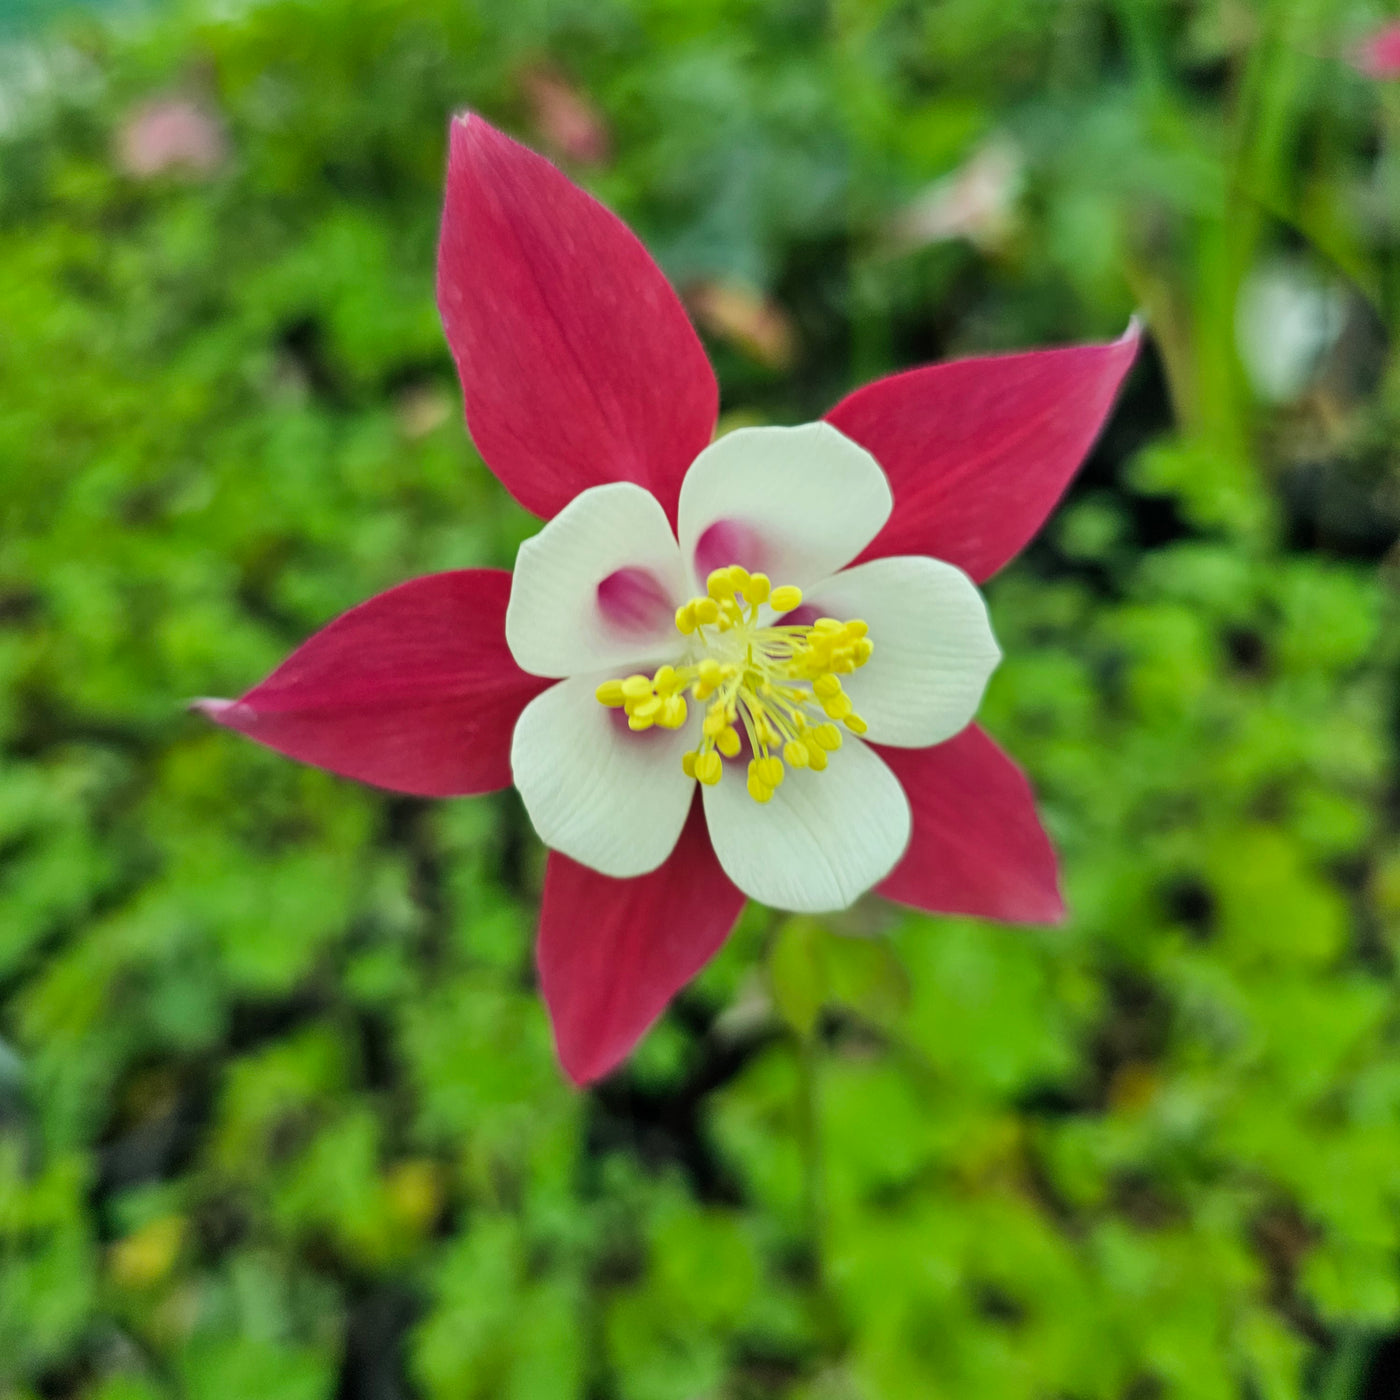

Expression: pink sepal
xmin=875 ymin=726 xmax=1066 ymax=926
xmin=196 ymin=569 xmax=548 ymax=797
xmin=437 ymin=115 xmax=718 ymax=525
xmin=826 ymin=323 xmax=1140 ymax=581
xmin=537 ymin=798 xmax=746 ymax=1085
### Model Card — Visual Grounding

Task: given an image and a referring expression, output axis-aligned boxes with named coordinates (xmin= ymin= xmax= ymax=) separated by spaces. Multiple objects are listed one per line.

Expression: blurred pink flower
xmin=1354 ymin=23 xmax=1400 ymax=78
xmin=118 ymin=97 xmax=227 ymax=178
xmin=519 ymin=66 xmax=610 ymax=166
xmin=685 ymin=280 xmax=796 ymax=369
xmin=201 ymin=117 xmax=1139 ymax=1084
xmin=886 ymin=139 xmax=1023 ymax=253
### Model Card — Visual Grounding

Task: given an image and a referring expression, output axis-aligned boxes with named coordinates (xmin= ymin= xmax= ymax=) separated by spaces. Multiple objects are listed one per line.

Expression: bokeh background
xmin=3 ymin=0 xmax=1400 ymax=1396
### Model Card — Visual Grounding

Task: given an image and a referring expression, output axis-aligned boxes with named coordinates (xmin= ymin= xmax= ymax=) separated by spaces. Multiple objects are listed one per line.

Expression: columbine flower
xmin=199 ymin=116 xmax=1138 ymax=1083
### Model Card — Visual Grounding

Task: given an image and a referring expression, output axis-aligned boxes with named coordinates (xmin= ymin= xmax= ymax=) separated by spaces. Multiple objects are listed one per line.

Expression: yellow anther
xmin=744 ymin=573 xmax=771 ymax=605
xmin=726 ymin=564 xmax=751 ymax=592
xmin=595 ymin=679 xmax=626 ymax=707
xmin=854 ymin=638 xmax=874 ymax=664
xmin=812 ymin=674 xmax=842 ymax=699
xmin=813 ymin=723 xmax=843 ymax=751
xmin=769 ymin=585 xmax=803 ymax=613
xmin=695 ymin=751 xmax=723 ymax=785
xmin=693 ymin=657 xmax=723 ymax=699
xmin=682 ymin=751 xmax=698 ymax=779
xmin=703 ymin=709 xmax=728 ymax=738
xmin=784 ymin=740 xmax=810 ymax=768
xmin=660 ymin=696 xmax=689 ymax=728
xmin=846 ymin=619 xmax=869 ymax=638
xmin=807 ymin=744 xmax=828 ymax=772
xmin=633 ymin=697 xmax=662 ymax=720
xmin=675 ymin=602 xmax=696 ymax=635
xmin=747 ymin=771 xmax=774 ymax=803
xmin=814 ymin=617 xmax=842 ymax=633
xmin=844 ymin=713 xmax=868 ymax=735
xmin=717 ymin=726 xmax=741 ymax=758
xmin=694 ymin=597 xmax=720 ymax=625
xmin=621 ymin=675 xmax=653 ymax=700
xmin=821 ymin=693 xmax=853 ymax=720
xmin=628 ymin=713 xmax=654 ymax=731
xmin=707 ymin=568 xmax=736 ymax=601
xmin=758 ymin=756 xmax=785 ymax=787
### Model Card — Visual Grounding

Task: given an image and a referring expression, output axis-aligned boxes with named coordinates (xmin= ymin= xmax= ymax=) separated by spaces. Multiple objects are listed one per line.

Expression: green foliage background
xmin=2 ymin=0 xmax=1399 ymax=1396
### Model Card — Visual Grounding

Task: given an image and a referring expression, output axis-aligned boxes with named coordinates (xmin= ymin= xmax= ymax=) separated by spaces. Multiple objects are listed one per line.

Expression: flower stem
xmin=797 ymin=1027 xmax=823 ymax=1266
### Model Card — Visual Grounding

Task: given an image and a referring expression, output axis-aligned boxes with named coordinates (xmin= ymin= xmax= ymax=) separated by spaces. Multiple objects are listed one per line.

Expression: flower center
xmin=595 ymin=564 xmax=873 ymax=804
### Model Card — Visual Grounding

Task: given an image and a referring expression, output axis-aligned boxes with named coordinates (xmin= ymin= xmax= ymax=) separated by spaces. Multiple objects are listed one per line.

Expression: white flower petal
xmin=512 ymin=674 xmax=699 ymax=878
xmin=806 ymin=555 xmax=1001 ymax=748
xmin=676 ymin=422 xmax=893 ymax=592
xmin=702 ymin=737 xmax=911 ymax=913
xmin=506 ymin=482 xmax=689 ymax=678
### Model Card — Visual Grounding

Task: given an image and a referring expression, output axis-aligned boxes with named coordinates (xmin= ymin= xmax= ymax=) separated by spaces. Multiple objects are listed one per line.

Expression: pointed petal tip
xmin=446 ymin=112 xmax=501 ymax=171
xmin=537 ymin=807 xmax=745 ymax=1085
xmin=193 ymin=570 xmax=547 ymax=797
xmin=448 ymin=109 xmax=493 ymax=146
xmin=189 ymin=696 xmax=237 ymax=721
xmin=559 ymin=1046 xmax=620 ymax=1088
xmin=1028 ymin=887 xmax=1069 ymax=928
xmin=829 ymin=318 xmax=1144 ymax=580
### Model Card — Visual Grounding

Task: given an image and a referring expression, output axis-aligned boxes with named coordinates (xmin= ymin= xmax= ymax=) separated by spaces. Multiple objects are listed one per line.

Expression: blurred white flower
xmin=1235 ymin=259 xmax=1346 ymax=404
xmin=0 ymin=43 xmax=97 ymax=137
xmin=885 ymin=139 xmax=1023 ymax=253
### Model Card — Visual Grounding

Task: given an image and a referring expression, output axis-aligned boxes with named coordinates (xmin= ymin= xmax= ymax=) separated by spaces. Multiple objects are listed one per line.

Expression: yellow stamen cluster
xmin=595 ymin=563 xmax=874 ymax=803
xmin=594 ymin=665 xmax=690 ymax=732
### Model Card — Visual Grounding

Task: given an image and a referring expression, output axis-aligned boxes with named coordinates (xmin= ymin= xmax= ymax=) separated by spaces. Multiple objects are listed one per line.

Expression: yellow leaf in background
xmin=110 ymin=1215 xmax=185 ymax=1290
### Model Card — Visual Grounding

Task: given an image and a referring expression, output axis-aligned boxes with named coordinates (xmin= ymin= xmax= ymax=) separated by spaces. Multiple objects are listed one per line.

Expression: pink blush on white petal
xmin=596 ymin=567 xmax=678 ymax=635
xmin=692 ymin=519 xmax=769 ymax=583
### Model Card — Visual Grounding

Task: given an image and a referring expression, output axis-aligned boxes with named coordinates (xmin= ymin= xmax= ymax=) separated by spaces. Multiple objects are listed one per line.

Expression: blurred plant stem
xmin=849 ymin=252 xmax=893 ymax=391
xmin=767 ymin=913 xmax=841 ymax=1339
xmin=1111 ymin=0 xmax=1168 ymax=96
xmin=797 ymin=1026 xmax=824 ymax=1275
xmin=796 ymin=1022 xmax=844 ymax=1350
xmin=1126 ymin=0 xmax=1345 ymax=474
